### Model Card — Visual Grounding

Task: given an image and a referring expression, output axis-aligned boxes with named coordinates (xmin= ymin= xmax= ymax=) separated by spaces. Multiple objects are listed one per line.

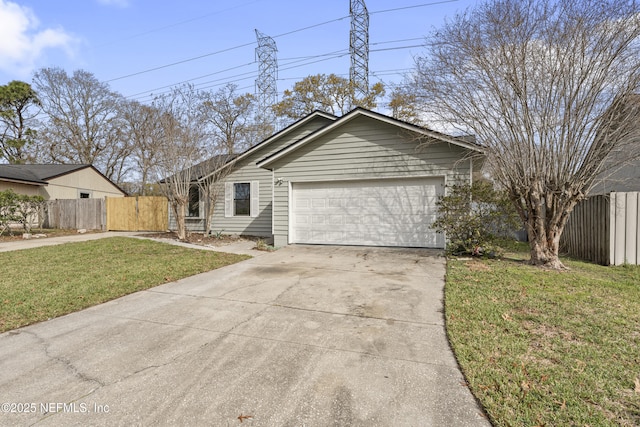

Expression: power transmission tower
xmin=255 ymin=29 xmax=278 ymax=131
xmin=349 ymin=0 xmax=369 ymax=100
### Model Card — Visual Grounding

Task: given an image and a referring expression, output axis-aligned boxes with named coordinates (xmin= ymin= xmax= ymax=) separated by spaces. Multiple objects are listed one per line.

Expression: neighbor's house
xmin=561 ymin=101 xmax=640 ymax=265
xmin=179 ymin=108 xmax=484 ymax=248
xmin=0 ymin=164 xmax=126 ymax=199
xmin=589 ymin=148 xmax=640 ymax=195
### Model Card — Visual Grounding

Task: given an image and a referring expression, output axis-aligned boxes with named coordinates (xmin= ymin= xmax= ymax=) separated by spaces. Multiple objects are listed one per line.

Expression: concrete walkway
xmin=0 ymin=243 xmax=489 ymax=426
xmin=0 ymin=231 xmax=265 ymax=257
xmin=0 ymin=231 xmax=142 ymax=253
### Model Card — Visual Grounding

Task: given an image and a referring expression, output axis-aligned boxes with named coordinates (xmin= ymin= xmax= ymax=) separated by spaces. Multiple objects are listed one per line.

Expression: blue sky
xmin=0 ymin=0 xmax=478 ymax=103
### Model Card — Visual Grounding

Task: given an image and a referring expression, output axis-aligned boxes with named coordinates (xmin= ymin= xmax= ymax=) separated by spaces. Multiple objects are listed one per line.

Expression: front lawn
xmin=445 ymin=245 xmax=640 ymax=426
xmin=0 ymin=237 xmax=250 ymax=332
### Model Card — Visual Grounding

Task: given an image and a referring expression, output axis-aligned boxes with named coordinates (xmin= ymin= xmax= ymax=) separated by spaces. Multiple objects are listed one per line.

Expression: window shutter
xmin=224 ymin=182 xmax=233 ymax=217
xmin=250 ymin=181 xmax=259 ymax=217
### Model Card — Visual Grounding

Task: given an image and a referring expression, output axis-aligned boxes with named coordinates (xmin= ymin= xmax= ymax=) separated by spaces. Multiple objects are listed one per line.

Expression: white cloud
xmin=0 ymin=0 xmax=78 ymax=78
xmin=96 ymin=0 xmax=130 ymax=8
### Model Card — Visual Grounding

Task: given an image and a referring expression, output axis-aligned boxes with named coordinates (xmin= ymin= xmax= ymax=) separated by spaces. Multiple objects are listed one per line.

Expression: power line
xmin=370 ymin=0 xmax=459 ymax=15
xmin=126 ymin=43 xmax=420 ymax=101
xmin=126 ymin=62 xmax=256 ymax=98
xmin=126 ymin=38 xmax=424 ymax=99
xmin=106 ymin=1 xmax=454 ymax=84
xmin=105 ymin=42 xmax=256 ymax=83
xmin=272 ymin=16 xmax=349 ymax=39
xmin=131 ymin=63 xmax=414 ymax=103
xmin=97 ymin=0 xmax=264 ymax=48
xmin=105 ymin=16 xmax=348 ymax=83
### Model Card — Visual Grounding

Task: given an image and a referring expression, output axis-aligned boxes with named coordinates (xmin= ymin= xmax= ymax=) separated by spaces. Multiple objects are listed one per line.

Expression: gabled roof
xmin=189 ymin=154 xmax=238 ymax=181
xmin=0 ymin=164 xmax=127 ymax=195
xmin=0 ymin=164 xmax=91 ymax=181
xmin=0 ymin=165 xmax=48 ymax=186
xmin=256 ymin=107 xmax=484 ymax=168
xmin=198 ymin=110 xmax=337 ymax=182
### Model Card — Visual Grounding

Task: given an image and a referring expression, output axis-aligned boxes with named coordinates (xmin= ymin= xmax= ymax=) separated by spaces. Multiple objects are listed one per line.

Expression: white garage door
xmin=291 ymin=178 xmax=445 ymax=248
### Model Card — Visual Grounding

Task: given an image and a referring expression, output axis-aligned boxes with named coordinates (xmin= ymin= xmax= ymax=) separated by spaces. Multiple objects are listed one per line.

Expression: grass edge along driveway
xmin=0 ymin=237 xmax=250 ymax=333
xmin=445 ymin=245 xmax=640 ymax=427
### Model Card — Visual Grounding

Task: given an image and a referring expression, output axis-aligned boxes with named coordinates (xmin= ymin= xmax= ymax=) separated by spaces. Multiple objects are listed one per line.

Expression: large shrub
xmin=432 ymin=181 xmax=520 ymax=256
xmin=0 ymin=189 xmax=45 ymax=235
xmin=0 ymin=189 xmax=20 ymax=235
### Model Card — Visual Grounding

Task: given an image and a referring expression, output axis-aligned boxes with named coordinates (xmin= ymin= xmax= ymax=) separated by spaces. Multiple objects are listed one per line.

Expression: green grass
xmin=0 ymin=237 xmax=250 ymax=332
xmin=445 ymin=245 xmax=640 ymax=426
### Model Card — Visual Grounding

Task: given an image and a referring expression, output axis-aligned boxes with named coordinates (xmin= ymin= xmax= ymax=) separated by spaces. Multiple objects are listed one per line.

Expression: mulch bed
xmin=140 ymin=231 xmax=263 ymax=247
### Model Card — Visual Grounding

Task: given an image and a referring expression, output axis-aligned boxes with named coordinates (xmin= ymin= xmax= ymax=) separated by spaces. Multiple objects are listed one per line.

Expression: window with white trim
xmin=234 ymin=183 xmax=250 ymax=216
xmin=225 ymin=181 xmax=259 ymax=217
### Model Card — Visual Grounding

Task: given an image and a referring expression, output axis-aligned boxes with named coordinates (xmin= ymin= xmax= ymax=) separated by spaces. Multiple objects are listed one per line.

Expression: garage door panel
xmin=327 ymin=215 xmax=343 ymax=225
xmin=292 ymin=178 xmax=444 ymax=248
xmin=311 ymin=215 xmax=326 ymax=224
xmin=312 ymin=199 xmax=326 ymax=208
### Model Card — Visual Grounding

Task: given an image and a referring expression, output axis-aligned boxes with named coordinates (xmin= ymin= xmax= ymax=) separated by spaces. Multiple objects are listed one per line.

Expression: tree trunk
xmin=204 ymin=193 xmax=212 ymax=236
xmin=519 ymin=186 xmax=570 ymax=270
xmin=525 ymin=202 xmax=572 ymax=270
xmin=171 ymin=201 xmax=188 ymax=241
xmin=528 ymin=233 xmax=566 ymax=269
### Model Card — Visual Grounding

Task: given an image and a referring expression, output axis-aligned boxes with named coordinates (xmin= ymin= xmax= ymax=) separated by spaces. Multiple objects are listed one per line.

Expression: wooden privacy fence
xmin=45 ymin=199 xmax=105 ymax=230
xmin=44 ymin=196 xmax=168 ymax=232
xmin=561 ymin=192 xmax=640 ymax=265
xmin=106 ymin=196 xmax=168 ymax=232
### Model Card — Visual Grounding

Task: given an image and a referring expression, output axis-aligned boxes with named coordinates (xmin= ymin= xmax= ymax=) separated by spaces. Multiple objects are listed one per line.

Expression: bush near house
xmin=432 ymin=181 xmax=520 ymax=256
xmin=0 ymin=189 xmax=45 ymax=235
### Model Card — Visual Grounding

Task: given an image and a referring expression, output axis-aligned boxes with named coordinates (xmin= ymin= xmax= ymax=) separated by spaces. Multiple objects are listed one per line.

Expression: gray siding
xmin=208 ymin=116 xmax=334 ymax=236
xmin=268 ymin=116 xmax=474 ymax=246
xmin=168 ymin=204 xmax=205 ymax=232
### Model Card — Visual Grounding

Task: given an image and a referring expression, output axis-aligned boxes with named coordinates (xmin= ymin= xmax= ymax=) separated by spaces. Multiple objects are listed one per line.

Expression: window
xmin=234 ymin=183 xmax=250 ymax=216
xmin=187 ymin=186 xmax=200 ymax=217
xmin=225 ymin=181 xmax=259 ymax=218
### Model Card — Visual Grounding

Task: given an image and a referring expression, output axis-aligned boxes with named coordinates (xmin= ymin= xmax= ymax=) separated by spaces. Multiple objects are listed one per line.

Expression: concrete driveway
xmin=0 ymin=244 xmax=489 ymax=426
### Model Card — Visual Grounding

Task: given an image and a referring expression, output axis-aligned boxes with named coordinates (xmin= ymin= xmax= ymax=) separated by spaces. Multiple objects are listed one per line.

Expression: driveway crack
xmin=20 ymin=330 xmax=106 ymax=389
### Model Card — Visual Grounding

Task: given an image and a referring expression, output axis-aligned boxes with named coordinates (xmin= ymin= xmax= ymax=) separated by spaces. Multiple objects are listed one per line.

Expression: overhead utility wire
xmin=107 ymin=1 xmax=455 ymax=84
xmin=106 ymin=16 xmax=348 ymax=83
xmin=126 ymin=38 xmax=421 ymax=100
xmin=97 ymin=0 xmax=263 ymax=47
xmin=126 ymin=49 xmax=350 ymax=100
xmin=370 ymin=0 xmax=459 ymax=15
xmin=126 ymin=62 xmax=255 ymax=98
xmin=127 ymin=44 xmax=418 ymax=101
xmin=128 ymin=50 xmax=349 ymax=101
xmin=105 ymin=42 xmax=256 ymax=83
xmin=131 ymin=60 xmax=414 ymax=102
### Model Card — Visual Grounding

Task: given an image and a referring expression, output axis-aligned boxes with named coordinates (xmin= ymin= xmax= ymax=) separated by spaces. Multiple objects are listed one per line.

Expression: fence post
xmin=101 ymin=198 xmax=106 ymax=231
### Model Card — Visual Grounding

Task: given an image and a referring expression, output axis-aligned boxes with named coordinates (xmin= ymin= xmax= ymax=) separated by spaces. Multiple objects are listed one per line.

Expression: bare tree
xmin=201 ymin=83 xmax=257 ymax=154
xmin=33 ymin=67 xmax=131 ymax=183
xmin=412 ymin=0 xmax=640 ymax=269
xmin=152 ymin=85 xmax=209 ymax=241
xmin=119 ymin=100 xmax=167 ymax=195
xmin=0 ymin=81 xmax=40 ymax=164
xmin=191 ymin=155 xmax=236 ymax=236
